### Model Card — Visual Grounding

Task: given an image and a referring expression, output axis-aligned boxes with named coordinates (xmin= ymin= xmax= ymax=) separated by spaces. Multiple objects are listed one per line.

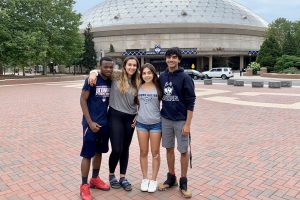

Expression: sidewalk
xmin=0 ymin=82 xmax=300 ymax=199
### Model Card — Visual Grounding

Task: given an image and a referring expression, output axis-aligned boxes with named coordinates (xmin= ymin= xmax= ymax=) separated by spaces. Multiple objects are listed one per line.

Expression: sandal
xmin=109 ymin=177 xmax=121 ymax=189
xmin=119 ymin=178 xmax=132 ymax=191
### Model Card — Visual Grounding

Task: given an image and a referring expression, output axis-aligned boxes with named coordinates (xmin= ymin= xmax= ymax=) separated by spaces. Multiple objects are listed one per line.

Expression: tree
xmin=81 ymin=23 xmax=97 ymax=71
xmin=109 ymin=44 xmax=115 ymax=52
xmin=282 ymin=31 xmax=297 ymax=56
xmin=294 ymin=21 xmax=300 ymax=56
xmin=257 ymin=33 xmax=282 ymax=72
xmin=0 ymin=0 xmax=83 ymax=75
xmin=268 ymin=18 xmax=292 ymax=49
xmin=0 ymin=0 xmax=13 ymax=74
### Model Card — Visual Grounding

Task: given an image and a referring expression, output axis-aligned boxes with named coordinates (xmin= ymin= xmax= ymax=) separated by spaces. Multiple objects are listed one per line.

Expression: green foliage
xmin=282 ymin=31 xmax=297 ymax=56
xmin=81 ymin=23 xmax=97 ymax=70
xmin=274 ymin=55 xmax=300 ymax=73
xmin=247 ymin=62 xmax=261 ymax=75
xmin=281 ymin=67 xmax=300 ymax=74
xmin=294 ymin=21 xmax=300 ymax=56
xmin=268 ymin=18 xmax=292 ymax=48
xmin=257 ymin=34 xmax=282 ymax=72
xmin=0 ymin=0 xmax=83 ymax=75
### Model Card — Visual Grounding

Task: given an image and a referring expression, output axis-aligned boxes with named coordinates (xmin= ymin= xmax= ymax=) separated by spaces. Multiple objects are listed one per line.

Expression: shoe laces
xmin=81 ymin=184 xmax=90 ymax=193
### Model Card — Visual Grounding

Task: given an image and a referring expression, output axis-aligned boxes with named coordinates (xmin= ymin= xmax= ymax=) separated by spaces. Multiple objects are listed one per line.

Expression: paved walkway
xmin=0 ymin=81 xmax=300 ymax=200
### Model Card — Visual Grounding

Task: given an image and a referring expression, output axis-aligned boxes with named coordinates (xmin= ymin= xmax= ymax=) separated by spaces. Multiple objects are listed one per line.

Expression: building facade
xmin=80 ymin=0 xmax=268 ymax=72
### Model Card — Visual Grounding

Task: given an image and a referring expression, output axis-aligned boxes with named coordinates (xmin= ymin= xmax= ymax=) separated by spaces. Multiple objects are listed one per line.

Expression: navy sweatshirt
xmin=159 ymin=67 xmax=196 ymax=121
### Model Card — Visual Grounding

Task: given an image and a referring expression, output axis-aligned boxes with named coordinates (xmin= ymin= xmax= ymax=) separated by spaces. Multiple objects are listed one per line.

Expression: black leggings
xmin=108 ymin=107 xmax=135 ymax=175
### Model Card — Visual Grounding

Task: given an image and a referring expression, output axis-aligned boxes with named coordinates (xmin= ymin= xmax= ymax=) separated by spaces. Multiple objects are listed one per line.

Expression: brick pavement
xmin=0 ymin=81 xmax=300 ymax=200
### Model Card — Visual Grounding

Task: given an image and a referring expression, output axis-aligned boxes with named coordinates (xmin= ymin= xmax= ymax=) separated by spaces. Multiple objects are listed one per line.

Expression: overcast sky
xmin=74 ymin=0 xmax=300 ymax=23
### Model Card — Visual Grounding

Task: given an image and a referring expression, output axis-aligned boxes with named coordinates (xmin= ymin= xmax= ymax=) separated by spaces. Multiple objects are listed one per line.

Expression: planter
xmin=244 ymin=68 xmax=253 ymax=76
xmin=260 ymin=67 xmax=267 ymax=74
xmin=261 ymin=73 xmax=300 ymax=79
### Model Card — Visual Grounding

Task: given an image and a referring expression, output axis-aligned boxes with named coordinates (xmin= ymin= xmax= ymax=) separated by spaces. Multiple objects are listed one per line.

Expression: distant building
xmin=80 ymin=0 xmax=267 ymax=72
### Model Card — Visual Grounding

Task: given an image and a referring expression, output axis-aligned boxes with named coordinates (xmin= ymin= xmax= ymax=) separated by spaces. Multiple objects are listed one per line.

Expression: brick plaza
xmin=0 ymin=80 xmax=300 ymax=200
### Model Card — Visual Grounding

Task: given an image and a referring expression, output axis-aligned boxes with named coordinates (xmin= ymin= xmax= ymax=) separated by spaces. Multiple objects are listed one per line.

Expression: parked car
xmin=184 ymin=69 xmax=204 ymax=80
xmin=202 ymin=67 xmax=234 ymax=79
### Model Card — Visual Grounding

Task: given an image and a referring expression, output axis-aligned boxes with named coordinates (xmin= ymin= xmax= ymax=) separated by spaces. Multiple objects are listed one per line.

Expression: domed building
xmin=80 ymin=0 xmax=268 ymax=72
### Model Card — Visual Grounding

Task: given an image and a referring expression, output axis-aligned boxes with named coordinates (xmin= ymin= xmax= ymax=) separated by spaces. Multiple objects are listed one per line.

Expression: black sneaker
xmin=179 ymin=177 xmax=192 ymax=198
xmin=158 ymin=172 xmax=178 ymax=191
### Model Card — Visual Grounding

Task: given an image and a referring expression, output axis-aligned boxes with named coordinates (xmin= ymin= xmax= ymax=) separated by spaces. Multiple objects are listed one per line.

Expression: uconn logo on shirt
xmin=96 ymin=86 xmax=110 ymax=102
xmin=162 ymin=82 xmax=179 ymax=102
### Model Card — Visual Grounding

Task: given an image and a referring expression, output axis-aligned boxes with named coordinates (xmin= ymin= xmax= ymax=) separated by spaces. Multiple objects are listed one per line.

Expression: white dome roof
xmin=80 ymin=0 xmax=268 ymax=30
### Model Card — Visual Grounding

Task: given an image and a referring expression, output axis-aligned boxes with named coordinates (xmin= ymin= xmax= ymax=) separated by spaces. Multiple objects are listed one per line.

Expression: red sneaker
xmin=80 ymin=184 xmax=92 ymax=200
xmin=90 ymin=176 xmax=110 ymax=191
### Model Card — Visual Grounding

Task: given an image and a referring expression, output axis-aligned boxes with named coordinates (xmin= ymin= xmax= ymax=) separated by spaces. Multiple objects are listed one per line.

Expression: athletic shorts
xmin=161 ymin=117 xmax=188 ymax=153
xmin=136 ymin=121 xmax=161 ymax=133
xmin=80 ymin=125 xmax=109 ymax=159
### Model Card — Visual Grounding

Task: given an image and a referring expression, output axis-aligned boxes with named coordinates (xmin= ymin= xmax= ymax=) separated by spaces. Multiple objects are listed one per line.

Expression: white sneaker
xmin=140 ymin=179 xmax=149 ymax=192
xmin=147 ymin=180 xmax=157 ymax=193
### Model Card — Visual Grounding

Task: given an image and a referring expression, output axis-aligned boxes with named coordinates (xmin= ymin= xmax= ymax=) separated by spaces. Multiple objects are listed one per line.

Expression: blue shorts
xmin=80 ymin=125 xmax=109 ymax=159
xmin=136 ymin=121 xmax=162 ymax=133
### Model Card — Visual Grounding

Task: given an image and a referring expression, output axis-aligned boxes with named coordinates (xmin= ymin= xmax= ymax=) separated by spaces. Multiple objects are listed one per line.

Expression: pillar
xmin=141 ymin=57 xmax=145 ymax=65
xmin=240 ymin=55 xmax=244 ymax=71
xmin=209 ymin=55 xmax=213 ymax=70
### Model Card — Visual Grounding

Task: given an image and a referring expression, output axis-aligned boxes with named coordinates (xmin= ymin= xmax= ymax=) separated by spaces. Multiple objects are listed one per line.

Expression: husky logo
xmin=164 ymin=82 xmax=173 ymax=96
xmin=154 ymin=44 xmax=161 ymax=54
xmin=163 ymin=82 xmax=179 ymax=101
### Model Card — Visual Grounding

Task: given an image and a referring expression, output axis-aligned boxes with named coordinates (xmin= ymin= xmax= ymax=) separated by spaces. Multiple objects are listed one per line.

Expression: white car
xmin=202 ymin=67 xmax=234 ymax=79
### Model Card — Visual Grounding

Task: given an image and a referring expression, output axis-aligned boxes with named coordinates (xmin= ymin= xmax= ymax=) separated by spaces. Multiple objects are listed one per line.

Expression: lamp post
xmin=50 ymin=61 xmax=54 ymax=75
xmin=248 ymin=51 xmax=252 ymax=64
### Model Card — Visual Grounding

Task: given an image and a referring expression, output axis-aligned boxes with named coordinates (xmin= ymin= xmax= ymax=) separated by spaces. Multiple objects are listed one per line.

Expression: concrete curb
xmin=0 ymin=75 xmax=87 ymax=85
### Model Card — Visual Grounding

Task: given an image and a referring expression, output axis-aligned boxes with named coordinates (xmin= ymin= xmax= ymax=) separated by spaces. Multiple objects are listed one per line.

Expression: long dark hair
xmin=119 ymin=56 xmax=141 ymax=95
xmin=140 ymin=63 xmax=162 ymax=101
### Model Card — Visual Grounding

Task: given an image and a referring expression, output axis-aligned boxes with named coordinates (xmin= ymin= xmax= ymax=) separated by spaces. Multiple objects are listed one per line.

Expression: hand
xmin=131 ymin=118 xmax=136 ymax=128
xmin=182 ymin=124 xmax=190 ymax=136
xmin=88 ymin=72 xmax=97 ymax=86
xmin=89 ymin=121 xmax=101 ymax=133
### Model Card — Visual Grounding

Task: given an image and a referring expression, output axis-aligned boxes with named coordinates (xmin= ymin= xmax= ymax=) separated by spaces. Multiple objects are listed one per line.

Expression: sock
xmin=169 ymin=172 xmax=176 ymax=176
xmin=92 ymin=169 xmax=99 ymax=178
xmin=82 ymin=177 xmax=88 ymax=185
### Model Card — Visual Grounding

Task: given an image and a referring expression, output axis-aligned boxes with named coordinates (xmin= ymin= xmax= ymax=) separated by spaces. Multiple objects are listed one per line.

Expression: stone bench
xmin=204 ymin=79 xmax=212 ymax=85
xmin=280 ymin=81 xmax=292 ymax=87
xmin=252 ymin=81 xmax=264 ymax=88
xmin=234 ymin=80 xmax=244 ymax=86
xmin=227 ymin=79 xmax=234 ymax=85
xmin=268 ymin=81 xmax=281 ymax=88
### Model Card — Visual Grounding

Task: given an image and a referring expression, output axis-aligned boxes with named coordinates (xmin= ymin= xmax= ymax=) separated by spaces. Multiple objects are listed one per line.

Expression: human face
xmin=142 ymin=67 xmax=154 ymax=83
xmin=166 ymin=54 xmax=180 ymax=72
xmin=125 ymin=59 xmax=137 ymax=78
xmin=100 ymin=60 xmax=113 ymax=79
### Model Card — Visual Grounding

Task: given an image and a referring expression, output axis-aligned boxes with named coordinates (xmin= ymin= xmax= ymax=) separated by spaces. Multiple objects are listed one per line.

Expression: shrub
xmin=281 ymin=67 xmax=300 ymax=74
xmin=274 ymin=55 xmax=300 ymax=72
xmin=247 ymin=62 xmax=261 ymax=75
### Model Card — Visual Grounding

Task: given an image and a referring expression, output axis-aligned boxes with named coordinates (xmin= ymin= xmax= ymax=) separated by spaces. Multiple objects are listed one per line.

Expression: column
xmin=209 ymin=55 xmax=213 ymax=70
xmin=196 ymin=57 xmax=201 ymax=71
xmin=240 ymin=55 xmax=244 ymax=71
xmin=141 ymin=57 xmax=145 ymax=65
